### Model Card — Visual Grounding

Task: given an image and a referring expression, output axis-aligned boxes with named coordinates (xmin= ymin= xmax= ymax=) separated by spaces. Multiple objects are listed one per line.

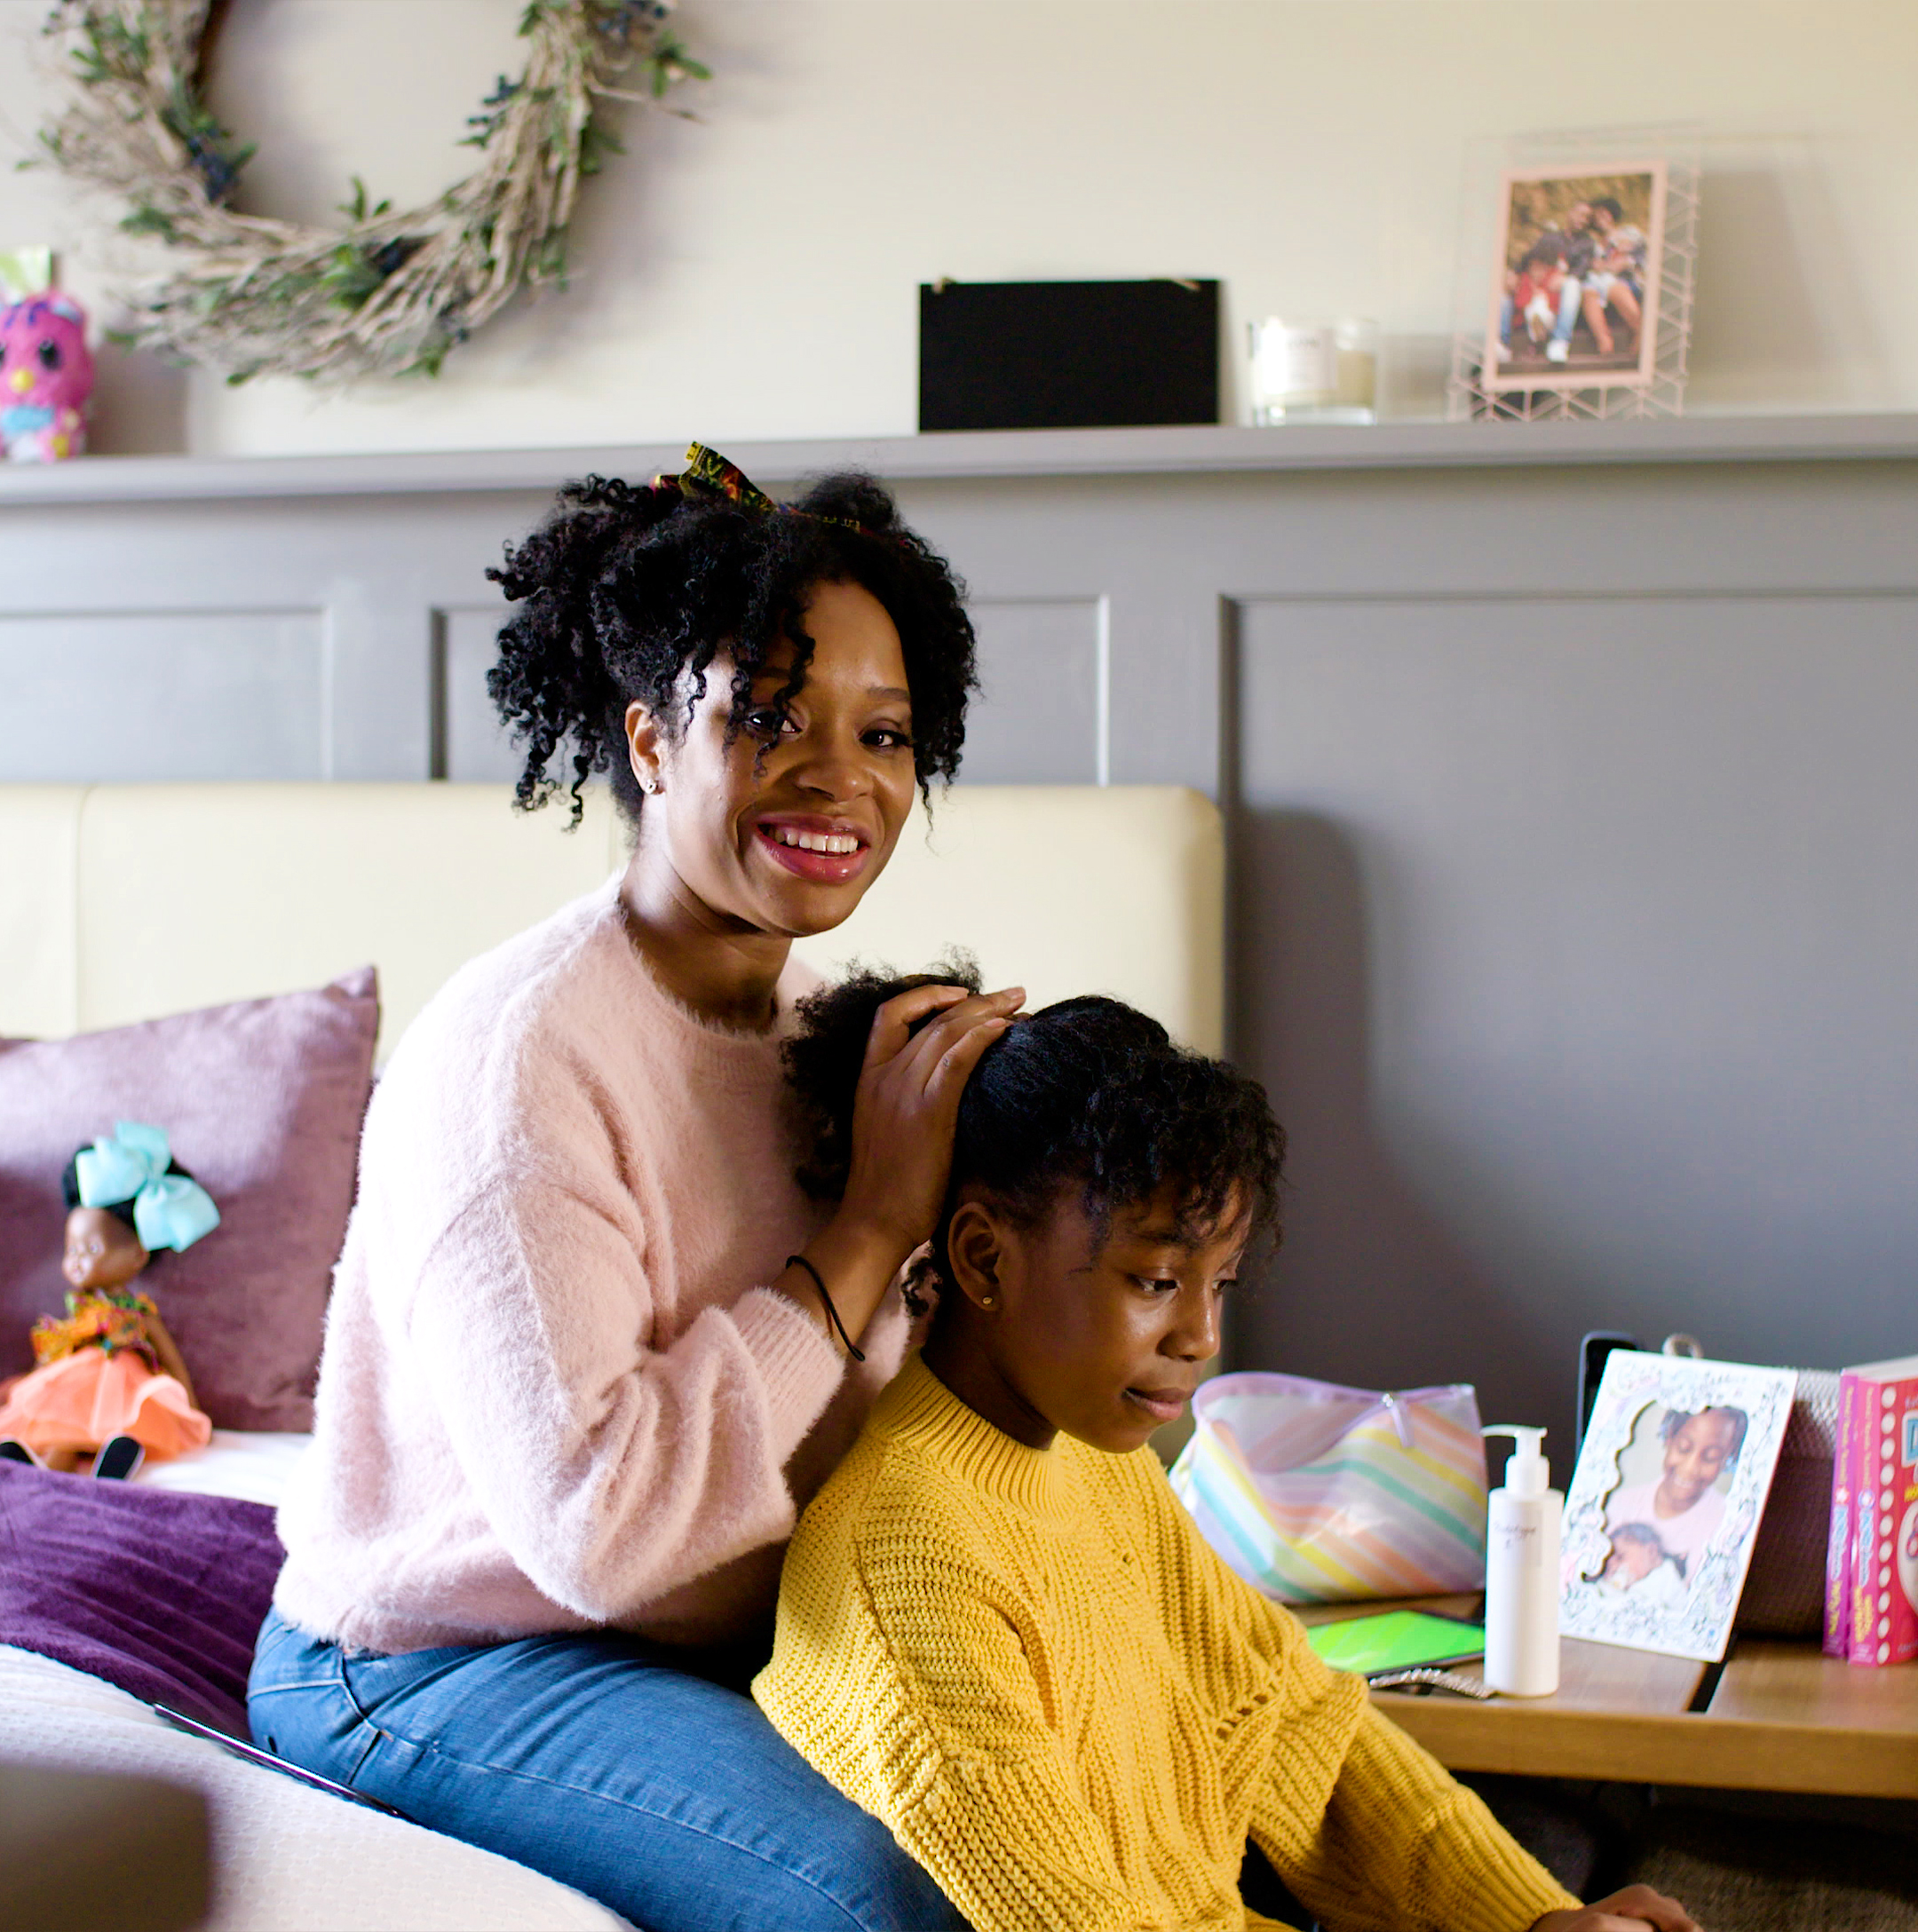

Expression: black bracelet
xmin=785 ymin=1254 xmax=867 ymax=1363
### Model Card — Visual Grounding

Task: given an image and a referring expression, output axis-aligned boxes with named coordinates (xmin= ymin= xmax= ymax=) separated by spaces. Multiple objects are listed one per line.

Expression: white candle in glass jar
xmin=1249 ymin=317 xmax=1378 ymax=424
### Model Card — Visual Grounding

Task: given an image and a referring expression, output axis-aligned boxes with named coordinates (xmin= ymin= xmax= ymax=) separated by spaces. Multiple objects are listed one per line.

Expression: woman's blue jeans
xmin=247 ymin=1608 xmax=968 ymax=1932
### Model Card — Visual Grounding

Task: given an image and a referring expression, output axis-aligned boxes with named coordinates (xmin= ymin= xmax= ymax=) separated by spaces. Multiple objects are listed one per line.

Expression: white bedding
xmin=131 ymin=1427 xmax=315 ymax=1507
xmin=5 ymin=1432 xmax=633 ymax=1932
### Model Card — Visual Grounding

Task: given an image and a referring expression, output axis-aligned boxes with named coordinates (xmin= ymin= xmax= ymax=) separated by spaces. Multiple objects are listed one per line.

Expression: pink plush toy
xmin=1 ymin=292 xmax=93 ymax=462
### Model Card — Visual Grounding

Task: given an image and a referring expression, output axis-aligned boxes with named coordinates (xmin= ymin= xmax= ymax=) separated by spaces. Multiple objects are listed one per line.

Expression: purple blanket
xmin=0 ymin=1461 xmax=283 ymax=1737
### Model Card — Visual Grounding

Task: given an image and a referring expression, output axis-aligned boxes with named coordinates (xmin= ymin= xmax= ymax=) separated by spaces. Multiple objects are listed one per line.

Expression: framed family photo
xmin=1483 ymin=160 xmax=1668 ymax=391
xmin=1559 ymin=1350 xmax=1796 ymax=1662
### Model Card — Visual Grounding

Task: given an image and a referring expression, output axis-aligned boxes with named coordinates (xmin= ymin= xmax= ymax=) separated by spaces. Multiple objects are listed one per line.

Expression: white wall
xmin=0 ymin=0 xmax=1913 ymax=456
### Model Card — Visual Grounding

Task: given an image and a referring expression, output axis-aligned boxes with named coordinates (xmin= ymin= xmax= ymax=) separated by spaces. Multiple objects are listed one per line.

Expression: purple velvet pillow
xmin=0 ymin=970 xmax=377 ymax=1430
xmin=0 ymin=1460 xmax=282 ymax=1737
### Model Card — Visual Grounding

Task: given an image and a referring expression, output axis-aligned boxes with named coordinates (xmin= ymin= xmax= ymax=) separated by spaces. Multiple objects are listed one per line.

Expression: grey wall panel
xmin=0 ymin=609 xmax=326 ymax=781
xmin=960 ymin=598 xmax=1106 ymax=784
xmin=440 ymin=605 xmax=523 ymax=783
xmin=1 ymin=444 xmax=1914 ymax=1451
xmin=325 ymin=593 xmax=433 ymax=782
xmin=432 ymin=593 xmax=1113 ymax=788
xmin=1232 ymin=590 xmax=1918 ymax=1454
xmin=0 ymin=492 xmax=550 ymax=785
xmin=893 ymin=477 xmax=1225 ymax=795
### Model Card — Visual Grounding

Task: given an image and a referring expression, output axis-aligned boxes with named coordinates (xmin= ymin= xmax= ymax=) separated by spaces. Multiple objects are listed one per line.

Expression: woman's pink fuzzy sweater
xmin=273 ymin=880 xmax=909 ymax=1655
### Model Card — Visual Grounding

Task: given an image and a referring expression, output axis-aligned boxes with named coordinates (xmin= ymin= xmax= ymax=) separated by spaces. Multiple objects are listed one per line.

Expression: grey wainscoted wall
xmin=4 ymin=419 xmax=1915 ymax=1454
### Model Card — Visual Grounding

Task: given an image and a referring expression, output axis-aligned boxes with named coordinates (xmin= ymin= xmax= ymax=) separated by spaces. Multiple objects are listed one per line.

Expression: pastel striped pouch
xmin=1168 ymin=1372 xmax=1488 ymax=1603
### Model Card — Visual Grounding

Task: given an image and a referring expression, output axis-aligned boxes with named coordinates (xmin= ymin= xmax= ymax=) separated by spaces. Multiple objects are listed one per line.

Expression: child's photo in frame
xmin=1560 ymin=1351 xmax=1795 ymax=1662
xmin=1484 ymin=161 xmax=1667 ymax=391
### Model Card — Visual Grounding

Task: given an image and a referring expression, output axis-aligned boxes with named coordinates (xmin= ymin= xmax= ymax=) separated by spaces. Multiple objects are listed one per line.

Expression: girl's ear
xmin=946 ymin=1200 xmax=1008 ymax=1312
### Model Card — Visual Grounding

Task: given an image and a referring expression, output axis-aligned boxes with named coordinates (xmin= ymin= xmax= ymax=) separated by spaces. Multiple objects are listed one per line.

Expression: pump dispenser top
xmin=1483 ymin=1426 xmax=1549 ymax=1498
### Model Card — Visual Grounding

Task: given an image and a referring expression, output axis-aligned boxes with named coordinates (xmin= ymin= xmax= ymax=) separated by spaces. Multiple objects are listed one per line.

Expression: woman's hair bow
xmin=71 ymin=1121 xmax=220 ymax=1254
xmin=660 ymin=441 xmax=781 ymax=515
xmin=649 ymin=441 xmax=874 ymax=536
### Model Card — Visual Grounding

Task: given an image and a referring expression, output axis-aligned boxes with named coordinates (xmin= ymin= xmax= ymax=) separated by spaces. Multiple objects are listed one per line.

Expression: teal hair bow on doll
xmin=74 ymin=1121 xmax=220 ymax=1254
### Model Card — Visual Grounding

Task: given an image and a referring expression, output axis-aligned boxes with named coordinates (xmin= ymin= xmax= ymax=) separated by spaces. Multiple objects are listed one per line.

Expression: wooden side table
xmin=1705 ymin=1639 xmax=1918 ymax=1798
xmin=1296 ymin=1595 xmax=1918 ymax=1799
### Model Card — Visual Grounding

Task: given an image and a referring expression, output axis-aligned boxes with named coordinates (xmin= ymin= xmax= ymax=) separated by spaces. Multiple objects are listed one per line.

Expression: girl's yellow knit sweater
xmin=755 ymin=1355 xmax=1578 ymax=1932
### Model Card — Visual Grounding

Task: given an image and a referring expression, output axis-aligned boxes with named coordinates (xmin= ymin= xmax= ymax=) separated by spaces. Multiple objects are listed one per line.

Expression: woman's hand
xmin=839 ymin=982 xmax=1024 ymax=1254
xmin=1531 ymin=1887 xmax=1700 ymax=1932
xmin=781 ymin=982 xmax=1022 ymax=1348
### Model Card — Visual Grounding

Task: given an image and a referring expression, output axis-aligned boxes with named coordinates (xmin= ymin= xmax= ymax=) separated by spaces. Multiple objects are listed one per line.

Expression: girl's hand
xmin=1531 ymin=1888 xmax=1700 ymax=1932
xmin=838 ymin=982 xmax=1024 ymax=1255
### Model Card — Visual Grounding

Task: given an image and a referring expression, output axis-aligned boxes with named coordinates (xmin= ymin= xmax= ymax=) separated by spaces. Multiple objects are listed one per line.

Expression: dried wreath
xmin=36 ymin=1 xmax=704 ymax=383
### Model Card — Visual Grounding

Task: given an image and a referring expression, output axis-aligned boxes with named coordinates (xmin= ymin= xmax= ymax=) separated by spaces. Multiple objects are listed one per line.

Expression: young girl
xmin=757 ymin=970 xmax=1699 ymax=1932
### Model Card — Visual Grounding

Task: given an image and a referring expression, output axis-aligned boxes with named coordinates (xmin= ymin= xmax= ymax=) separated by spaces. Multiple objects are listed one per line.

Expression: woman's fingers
xmin=888 ymin=988 xmax=1025 ymax=1090
xmin=862 ymin=982 xmax=1020 ymax=1073
xmin=861 ymin=982 xmax=973 ymax=1071
xmin=836 ymin=986 xmax=1023 ymax=1257
xmin=923 ymin=1012 xmax=1014 ymax=1105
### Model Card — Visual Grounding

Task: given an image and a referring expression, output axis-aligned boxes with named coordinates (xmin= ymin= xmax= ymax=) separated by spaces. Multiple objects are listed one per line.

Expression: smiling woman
xmin=614 ymin=577 xmax=924 ymax=1018
xmin=246 ymin=448 xmax=1011 ymax=1932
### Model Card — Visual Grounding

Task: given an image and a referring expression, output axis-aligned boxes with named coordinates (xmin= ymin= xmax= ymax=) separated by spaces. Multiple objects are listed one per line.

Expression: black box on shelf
xmin=918 ymin=280 xmax=1219 ymax=432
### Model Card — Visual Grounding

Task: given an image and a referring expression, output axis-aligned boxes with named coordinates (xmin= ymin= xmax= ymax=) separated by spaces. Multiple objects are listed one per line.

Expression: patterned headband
xmin=650 ymin=441 xmax=876 ymax=537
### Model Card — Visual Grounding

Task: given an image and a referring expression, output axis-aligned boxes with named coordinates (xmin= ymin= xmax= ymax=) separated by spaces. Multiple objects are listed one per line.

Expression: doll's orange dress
xmin=0 ymin=1289 xmax=210 ymax=1461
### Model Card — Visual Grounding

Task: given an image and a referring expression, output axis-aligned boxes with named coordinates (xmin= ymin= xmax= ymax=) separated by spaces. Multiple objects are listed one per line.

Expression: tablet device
xmin=1303 ymin=1610 xmax=1486 ymax=1678
xmin=151 ymin=1705 xmax=411 ymax=1818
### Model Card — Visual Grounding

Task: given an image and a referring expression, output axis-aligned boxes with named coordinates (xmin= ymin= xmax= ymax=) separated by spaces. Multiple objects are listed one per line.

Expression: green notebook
xmin=1303 ymin=1610 xmax=1485 ymax=1677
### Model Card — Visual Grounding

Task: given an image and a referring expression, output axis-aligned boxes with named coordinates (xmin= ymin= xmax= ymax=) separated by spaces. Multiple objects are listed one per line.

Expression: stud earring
xmin=979 ymin=1295 xmax=996 ymax=1309
xmin=641 ymin=777 xmax=661 ymax=795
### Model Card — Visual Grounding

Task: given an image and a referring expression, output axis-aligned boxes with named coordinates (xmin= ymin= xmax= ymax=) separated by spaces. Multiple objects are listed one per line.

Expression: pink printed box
xmin=1824 ymin=1372 xmax=1863 ymax=1659
xmin=1843 ymin=1355 xmax=1918 ymax=1668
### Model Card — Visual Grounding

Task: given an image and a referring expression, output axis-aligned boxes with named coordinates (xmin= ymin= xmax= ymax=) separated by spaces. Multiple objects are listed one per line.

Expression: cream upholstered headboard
xmin=1 ymin=784 xmax=1223 ymax=1060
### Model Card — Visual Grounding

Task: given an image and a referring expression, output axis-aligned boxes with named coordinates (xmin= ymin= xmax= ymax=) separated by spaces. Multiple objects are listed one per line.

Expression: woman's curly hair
xmin=486 ymin=471 xmax=977 ymax=824
xmin=783 ymin=961 xmax=1287 ymax=1314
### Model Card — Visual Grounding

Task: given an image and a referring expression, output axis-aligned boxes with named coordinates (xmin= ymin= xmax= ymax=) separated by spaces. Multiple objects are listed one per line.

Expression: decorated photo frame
xmin=1559 ymin=1350 xmax=1797 ymax=1662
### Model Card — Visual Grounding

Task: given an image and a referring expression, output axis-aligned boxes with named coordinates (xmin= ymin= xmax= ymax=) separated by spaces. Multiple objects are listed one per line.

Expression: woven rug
xmin=1625 ymin=1808 xmax=1918 ymax=1932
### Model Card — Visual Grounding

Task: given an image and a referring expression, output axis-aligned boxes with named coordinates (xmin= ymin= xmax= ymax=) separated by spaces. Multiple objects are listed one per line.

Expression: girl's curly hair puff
xmin=486 ymin=471 xmax=977 ymax=824
xmin=783 ymin=961 xmax=1287 ymax=1315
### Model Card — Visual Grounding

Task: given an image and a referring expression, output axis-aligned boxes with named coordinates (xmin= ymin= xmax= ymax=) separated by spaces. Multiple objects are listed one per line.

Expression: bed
xmin=1 ymin=1432 xmax=624 ymax=1932
xmin=0 ymin=780 xmax=1223 ymax=1932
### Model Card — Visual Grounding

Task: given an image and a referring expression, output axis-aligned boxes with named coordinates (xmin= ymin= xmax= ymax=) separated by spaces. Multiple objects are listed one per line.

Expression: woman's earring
xmin=979 ymin=1295 xmax=996 ymax=1309
xmin=640 ymin=776 xmax=661 ymax=795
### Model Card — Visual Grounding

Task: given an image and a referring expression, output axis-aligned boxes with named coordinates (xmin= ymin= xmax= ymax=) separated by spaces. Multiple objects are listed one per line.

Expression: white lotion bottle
xmin=1480 ymin=1426 xmax=1561 ymax=1697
